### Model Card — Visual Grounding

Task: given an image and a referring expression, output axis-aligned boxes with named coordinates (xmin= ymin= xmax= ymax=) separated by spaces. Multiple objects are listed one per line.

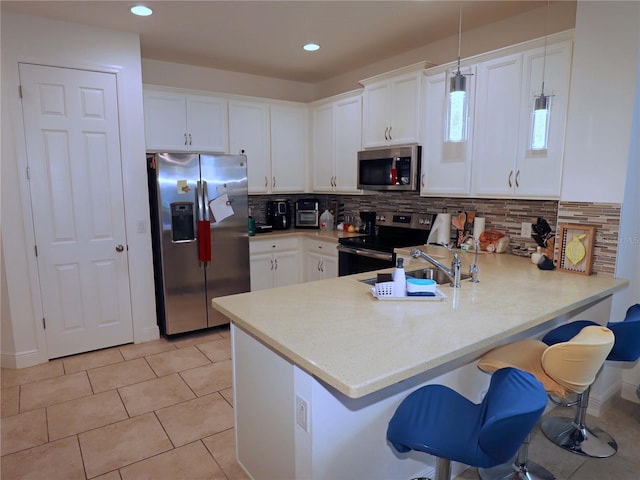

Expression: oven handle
xmin=337 ymin=245 xmax=394 ymax=262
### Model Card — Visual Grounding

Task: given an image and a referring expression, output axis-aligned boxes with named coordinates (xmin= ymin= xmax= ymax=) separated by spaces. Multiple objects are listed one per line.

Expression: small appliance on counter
xmin=295 ymin=198 xmax=320 ymax=228
xmin=360 ymin=211 xmax=376 ymax=235
xmin=266 ymin=199 xmax=291 ymax=230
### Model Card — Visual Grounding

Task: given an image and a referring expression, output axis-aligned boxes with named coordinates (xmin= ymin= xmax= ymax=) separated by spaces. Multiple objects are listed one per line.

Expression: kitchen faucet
xmin=411 ymin=244 xmax=462 ymax=288
xmin=463 ymin=235 xmax=480 ymax=283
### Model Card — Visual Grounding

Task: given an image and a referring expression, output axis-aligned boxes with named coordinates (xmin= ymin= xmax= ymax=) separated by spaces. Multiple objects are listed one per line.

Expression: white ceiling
xmin=2 ymin=1 xmax=559 ymax=83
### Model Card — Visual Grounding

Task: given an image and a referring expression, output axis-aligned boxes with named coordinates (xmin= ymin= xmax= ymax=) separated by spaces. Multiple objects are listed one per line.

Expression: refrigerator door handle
xmin=197 ymin=180 xmax=212 ymax=264
xmin=202 ymin=181 xmax=210 ymax=222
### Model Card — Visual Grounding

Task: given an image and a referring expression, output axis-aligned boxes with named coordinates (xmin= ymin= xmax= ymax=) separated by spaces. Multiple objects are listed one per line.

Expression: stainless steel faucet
xmin=465 ymin=235 xmax=480 ymax=283
xmin=410 ymin=244 xmax=462 ymax=288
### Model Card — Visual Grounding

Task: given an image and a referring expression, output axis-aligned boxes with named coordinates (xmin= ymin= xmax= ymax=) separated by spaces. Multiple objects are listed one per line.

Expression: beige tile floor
xmin=2 ymin=325 xmax=639 ymax=480
xmin=1 ymin=326 xmax=248 ymax=480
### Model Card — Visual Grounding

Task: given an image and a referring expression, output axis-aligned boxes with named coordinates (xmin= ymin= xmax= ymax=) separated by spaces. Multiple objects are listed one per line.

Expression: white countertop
xmin=212 ymin=245 xmax=628 ymax=399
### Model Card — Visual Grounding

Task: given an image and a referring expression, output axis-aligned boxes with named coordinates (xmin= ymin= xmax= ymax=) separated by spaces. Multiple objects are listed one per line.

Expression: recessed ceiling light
xmin=303 ymin=43 xmax=320 ymax=52
xmin=131 ymin=5 xmax=153 ymax=16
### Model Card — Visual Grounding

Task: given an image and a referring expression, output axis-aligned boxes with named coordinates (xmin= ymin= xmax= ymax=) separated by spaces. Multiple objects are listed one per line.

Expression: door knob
xmin=115 ymin=244 xmax=124 ymax=252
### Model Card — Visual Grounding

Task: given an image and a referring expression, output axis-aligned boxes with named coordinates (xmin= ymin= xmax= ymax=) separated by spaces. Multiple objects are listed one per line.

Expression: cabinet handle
xmin=317 ymin=260 xmax=321 ymax=272
xmin=508 ymin=170 xmax=513 ymax=188
xmin=384 ymin=126 xmax=389 ymax=141
xmin=188 ymin=133 xmax=192 ymax=146
xmin=270 ymin=258 xmax=274 ymax=271
xmin=184 ymin=133 xmax=188 ymax=146
xmin=421 ymin=173 xmax=425 ymax=188
xmin=388 ymin=126 xmax=392 ymax=140
xmin=274 ymin=258 xmax=278 ymax=270
xmin=515 ymin=170 xmax=520 ymax=188
xmin=320 ymin=259 xmax=324 ymax=272
xmin=264 ymin=176 xmax=268 ymax=188
xmin=272 ymin=177 xmax=276 ymax=188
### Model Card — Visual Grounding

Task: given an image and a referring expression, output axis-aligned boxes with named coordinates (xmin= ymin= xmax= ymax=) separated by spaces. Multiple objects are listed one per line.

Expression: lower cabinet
xmin=250 ymin=237 xmax=302 ymax=291
xmin=304 ymin=238 xmax=338 ymax=282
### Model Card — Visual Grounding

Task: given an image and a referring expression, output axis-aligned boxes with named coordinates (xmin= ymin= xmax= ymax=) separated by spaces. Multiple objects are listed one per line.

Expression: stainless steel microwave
xmin=357 ymin=145 xmax=421 ymax=191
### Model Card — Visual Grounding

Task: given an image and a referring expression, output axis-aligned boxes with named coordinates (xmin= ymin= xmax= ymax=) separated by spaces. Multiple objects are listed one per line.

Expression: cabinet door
xmin=362 ymin=81 xmax=391 ymax=148
xmin=421 ymin=70 xmax=474 ymax=196
xmin=472 ymin=53 xmax=523 ymax=196
xmin=270 ymin=105 xmax=306 ymax=193
xmin=334 ymin=95 xmax=362 ymax=193
xmin=143 ymin=90 xmax=188 ymax=151
xmin=312 ymin=103 xmax=335 ymax=192
xmin=273 ymin=250 xmax=301 ymax=288
xmin=515 ymin=41 xmax=572 ymax=197
xmin=320 ymin=253 xmax=338 ymax=278
xmin=250 ymin=253 xmax=275 ymax=291
xmin=389 ymin=72 xmax=421 ymax=145
xmin=186 ymin=95 xmax=228 ymax=153
xmin=305 ymin=251 xmax=324 ymax=282
xmin=230 ymin=101 xmax=271 ymax=194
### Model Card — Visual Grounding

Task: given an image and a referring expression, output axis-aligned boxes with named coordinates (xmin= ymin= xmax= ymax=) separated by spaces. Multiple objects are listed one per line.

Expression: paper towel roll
xmin=474 ymin=217 xmax=486 ymax=239
xmin=427 ymin=213 xmax=451 ymax=245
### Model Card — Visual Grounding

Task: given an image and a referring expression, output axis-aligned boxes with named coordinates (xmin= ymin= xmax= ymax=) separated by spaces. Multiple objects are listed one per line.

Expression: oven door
xmin=337 ymin=245 xmax=395 ymax=276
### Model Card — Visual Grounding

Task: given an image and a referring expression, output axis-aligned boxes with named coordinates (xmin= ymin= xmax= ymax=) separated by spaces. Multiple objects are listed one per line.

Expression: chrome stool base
xmin=540 ymin=416 xmax=617 ymax=458
xmin=479 ymin=459 xmax=555 ymax=480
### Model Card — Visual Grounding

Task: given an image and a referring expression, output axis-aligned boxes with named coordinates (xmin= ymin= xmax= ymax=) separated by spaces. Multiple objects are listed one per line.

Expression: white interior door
xmin=19 ymin=63 xmax=133 ymax=358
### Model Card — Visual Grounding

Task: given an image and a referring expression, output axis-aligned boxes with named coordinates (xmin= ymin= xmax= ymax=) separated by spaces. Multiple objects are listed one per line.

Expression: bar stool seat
xmin=540 ymin=303 xmax=640 ymax=458
xmin=476 ymin=325 xmax=614 ymax=478
xmin=387 ymin=367 xmax=547 ymax=480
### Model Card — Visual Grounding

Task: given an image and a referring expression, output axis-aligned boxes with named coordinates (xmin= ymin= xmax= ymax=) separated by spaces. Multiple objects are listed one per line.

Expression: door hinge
xmin=34 ymin=245 xmax=38 ymax=257
xmin=42 ymin=318 xmax=46 ymax=329
xmin=18 ymin=85 xmax=23 ymax=98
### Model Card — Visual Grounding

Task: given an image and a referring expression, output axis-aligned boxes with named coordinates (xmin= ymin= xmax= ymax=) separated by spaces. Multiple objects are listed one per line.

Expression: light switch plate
xmin=521 ymin=222 xmax=532 ymax=238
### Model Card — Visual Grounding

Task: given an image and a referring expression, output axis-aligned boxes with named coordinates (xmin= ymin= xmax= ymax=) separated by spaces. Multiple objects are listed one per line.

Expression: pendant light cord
xmin=456 ymin=6 xmax=463 ymax=72
xmin=541 ymin=0 xmax=550 ymax=96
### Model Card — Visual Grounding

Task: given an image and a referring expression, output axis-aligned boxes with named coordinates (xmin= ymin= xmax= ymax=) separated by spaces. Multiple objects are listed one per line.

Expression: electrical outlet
xmin=295 ymin=395 xmax=309 ymax=432
xmin=520 ymin=222 xmax=532 ymax=238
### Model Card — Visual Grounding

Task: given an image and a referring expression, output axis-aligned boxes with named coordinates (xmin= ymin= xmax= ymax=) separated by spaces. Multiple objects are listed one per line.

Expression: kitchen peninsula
xmin=212 ymin=246 xmax=628 ymax=480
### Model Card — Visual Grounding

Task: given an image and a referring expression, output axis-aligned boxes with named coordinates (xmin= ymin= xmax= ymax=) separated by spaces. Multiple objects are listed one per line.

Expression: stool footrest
xmin=479 ymin=459 xmax=556 ymax=480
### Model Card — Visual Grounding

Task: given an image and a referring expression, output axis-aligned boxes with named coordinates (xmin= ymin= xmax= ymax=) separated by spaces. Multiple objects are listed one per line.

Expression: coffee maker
xmin=360 ymin=211 xmax=376 ymax=235
xmin=266 ymin=199 xmax=291 ymax=230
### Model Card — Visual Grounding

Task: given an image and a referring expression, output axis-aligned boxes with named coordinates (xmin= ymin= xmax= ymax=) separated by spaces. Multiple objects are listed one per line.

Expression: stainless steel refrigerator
xmin=147 ymin=152 xmax=250 ymax=335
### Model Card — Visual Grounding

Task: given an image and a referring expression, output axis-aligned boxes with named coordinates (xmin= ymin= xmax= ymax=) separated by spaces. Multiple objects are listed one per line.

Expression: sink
xmin=359 ymin=268 xmax=470 ymax=286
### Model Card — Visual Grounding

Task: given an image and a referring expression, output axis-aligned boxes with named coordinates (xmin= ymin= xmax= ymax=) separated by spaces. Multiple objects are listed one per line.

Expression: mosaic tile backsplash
xmin=249 ymin=193 xmax=621 ymax=276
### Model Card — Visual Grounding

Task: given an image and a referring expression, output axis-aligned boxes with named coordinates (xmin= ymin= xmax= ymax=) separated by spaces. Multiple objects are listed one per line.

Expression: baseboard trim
xmin=0 ymin=349 xmax=43 ymax=369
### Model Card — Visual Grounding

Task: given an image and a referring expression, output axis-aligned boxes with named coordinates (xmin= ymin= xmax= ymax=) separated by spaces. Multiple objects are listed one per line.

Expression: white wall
xmin=615 ymin=46 xmax=640 ymax=403
xmin=1 ymin=12 xmax=158 ymax=367
xmin=561 ymin=1 xmax=640 ymax=204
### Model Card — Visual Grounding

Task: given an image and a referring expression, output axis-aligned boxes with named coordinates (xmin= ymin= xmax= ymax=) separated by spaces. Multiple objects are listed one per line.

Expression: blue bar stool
xmin=477 ymin=325 xmax=614 ymax=479
xmin=387 ymin=367 xmax=547 ymax=480
xmin=540 ymin=303 xmax=640 ymax=458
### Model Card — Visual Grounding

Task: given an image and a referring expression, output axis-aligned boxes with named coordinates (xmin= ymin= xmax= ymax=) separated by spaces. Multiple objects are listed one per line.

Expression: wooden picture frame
xmin=558 ymin=224 xmax=596 ymax=275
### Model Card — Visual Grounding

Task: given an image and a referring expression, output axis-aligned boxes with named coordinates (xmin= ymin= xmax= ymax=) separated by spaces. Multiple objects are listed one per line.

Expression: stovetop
xmin=338 ymin=211 xmax=436 ymax=253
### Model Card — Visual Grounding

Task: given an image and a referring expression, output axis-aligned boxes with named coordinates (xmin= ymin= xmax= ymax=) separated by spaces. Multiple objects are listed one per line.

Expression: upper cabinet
xmin=143 ymin=88 xmax=228 ymax=153
xmin=361 ymin=63 xmax=425 ymax=148
xmin=270 ymin=104 xmax=307 ymax=193
xmin=420 ymin=34 xmax=573 ymax=199
xmin=420 ymin=66 xmax=476 ymax=196
xmin=471 ymin=39 xmax=573 ymax=198
xmin=229 ymin=100 xmax=307 ymax=194
xmin=229 ymin=100 xmax=271 ymax=194
xmin=311 ymin=91 xmax=363 ymax=193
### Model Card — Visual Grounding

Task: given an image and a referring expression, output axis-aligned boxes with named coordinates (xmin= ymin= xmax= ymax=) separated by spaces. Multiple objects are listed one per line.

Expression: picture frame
xmin=557 ymin=223 xmax=596 ymax=275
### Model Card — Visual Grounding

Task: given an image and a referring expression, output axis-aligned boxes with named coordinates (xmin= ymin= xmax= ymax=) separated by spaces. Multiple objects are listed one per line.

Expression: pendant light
xmin=445 ymin=7 xmax=470 ymax=143
xmin=530 ymin=0 xmax=552 ymax=151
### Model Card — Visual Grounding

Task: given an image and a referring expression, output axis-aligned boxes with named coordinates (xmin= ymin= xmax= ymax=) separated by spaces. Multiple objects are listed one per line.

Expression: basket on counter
xmin=374 ymin=282 xmax=396 ymax=297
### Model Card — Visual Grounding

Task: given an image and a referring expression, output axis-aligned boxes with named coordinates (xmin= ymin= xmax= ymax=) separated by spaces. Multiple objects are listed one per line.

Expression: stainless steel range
xmin=337 ymin=211 xmax=436 ymax=276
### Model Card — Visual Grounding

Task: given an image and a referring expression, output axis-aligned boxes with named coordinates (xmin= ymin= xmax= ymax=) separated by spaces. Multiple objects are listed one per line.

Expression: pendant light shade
xmin=446 ymin=70 xmax=469 ymax=142
xmin=531 ymin=93 xmax=551 ymax=150
xmin=445 ymin=8 xmax=470 ymax=143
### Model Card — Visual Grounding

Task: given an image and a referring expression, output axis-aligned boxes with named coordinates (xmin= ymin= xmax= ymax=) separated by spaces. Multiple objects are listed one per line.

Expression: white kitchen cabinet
xmin=311 ymin=92 xmax=363 ymax=193
xmin=143 ymin=88 xmax=228 ymax=153
xmin=229 ymin=100 xmax=271 ymax=194
xmin=471 ymin=40 xmax=572 ymax=198
xmin=304 ymin=238 xmax=338 ymax=282
xmin=270 ymin=104 xmax=307 ymax=193
xmin=420 ymin=66 xmax=476 ymax=196
xmin=361 ymin=64 xmax=424 ymax=148
xmin=250 ymin=237 xmax=301 ymax=291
